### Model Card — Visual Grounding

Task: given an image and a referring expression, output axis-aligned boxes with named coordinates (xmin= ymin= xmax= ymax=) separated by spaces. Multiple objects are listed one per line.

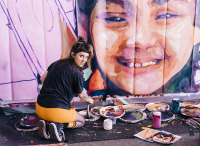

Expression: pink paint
xmin=152 ymin=112 xmax=161 ymax=128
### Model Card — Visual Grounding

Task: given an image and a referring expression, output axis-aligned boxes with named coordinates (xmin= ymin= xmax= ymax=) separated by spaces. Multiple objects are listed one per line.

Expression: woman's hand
xmin=78 ymin=89 xmax=94 ymax=105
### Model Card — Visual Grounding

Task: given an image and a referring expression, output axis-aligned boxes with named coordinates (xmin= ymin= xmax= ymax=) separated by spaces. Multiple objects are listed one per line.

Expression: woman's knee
xmin=76 ymin=113 xmax=85 ymax=125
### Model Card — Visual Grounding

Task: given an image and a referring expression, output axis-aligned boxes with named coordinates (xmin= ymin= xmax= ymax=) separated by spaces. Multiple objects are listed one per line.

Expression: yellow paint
xmin=149 ymin=106 xmax=157 ymax=110
xmin=141 ymin=127 xmax=147 ymax=129
xmin=161 ymin=123 xmax=168 ymax=127
xmin=147 ymin=125 xmax=152 ymax=127
xmin=125 ymin=129 xmax=130 ymax=130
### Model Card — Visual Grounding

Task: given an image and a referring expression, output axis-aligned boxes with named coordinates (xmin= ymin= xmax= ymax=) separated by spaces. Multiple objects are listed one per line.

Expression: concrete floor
xmin=68 ymin=133 xmax=200 ymax=146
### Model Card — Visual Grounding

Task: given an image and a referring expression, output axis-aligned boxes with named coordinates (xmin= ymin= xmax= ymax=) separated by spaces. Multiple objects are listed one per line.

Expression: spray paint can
xmin=172 ymin=98 xmax=180 ymax=114
xmin=152 ymin=112 xmax=161 ymax=128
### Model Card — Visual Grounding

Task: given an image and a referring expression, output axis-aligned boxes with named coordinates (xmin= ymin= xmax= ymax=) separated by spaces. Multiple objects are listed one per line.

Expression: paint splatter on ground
xmin=161 ymin=123 xmax=168 ymax=127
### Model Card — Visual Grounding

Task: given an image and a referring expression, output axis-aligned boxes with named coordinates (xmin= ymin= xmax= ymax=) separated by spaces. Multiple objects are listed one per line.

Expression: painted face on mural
xmin=89 ymin=0 xmax=197 ymax=94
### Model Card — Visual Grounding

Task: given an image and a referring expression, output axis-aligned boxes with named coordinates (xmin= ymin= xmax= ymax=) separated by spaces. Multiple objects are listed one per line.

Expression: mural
xmin=77 ymin=0 xmax=200 ymax=96
xmin=1 ymin=0 xmax=200 ymax=101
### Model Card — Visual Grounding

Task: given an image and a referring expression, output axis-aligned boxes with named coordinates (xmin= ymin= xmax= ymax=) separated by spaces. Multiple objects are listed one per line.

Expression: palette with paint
xmin=180 ymin=102 xmax=200 ymax=108
xmin=100 ymin=106 xmax=125 ymax=119
xmin=119 ymin=110 xmax=147 ymax=123
xmin=15 ymin=115 xmax=40 ymax=131
xmin=79 ymin=110 xmax=100 ymax=121
xmin=180 ymin=107 xmax=200 ymax=117
xmin=20 ymin=116 xmax=40 ymax=127
xmin=146 ymin=103 xmax=170 ymax=112
xmin=123 ymin=104 xmax=146 ymax=111
xmin=15 ymin=121 xmax=39 ymax=131
xmin=90 ymin=106 xmax=102 ymax=115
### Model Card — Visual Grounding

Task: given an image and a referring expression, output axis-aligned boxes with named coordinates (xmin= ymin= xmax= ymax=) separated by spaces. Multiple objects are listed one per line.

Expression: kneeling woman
xmin=36 ymin=37 xmax=94 ymax=142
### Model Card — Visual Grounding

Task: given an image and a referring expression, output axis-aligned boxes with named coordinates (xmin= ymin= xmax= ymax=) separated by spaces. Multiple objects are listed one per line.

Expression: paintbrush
xmin=86 ymin=104 xmax=90 ymax=119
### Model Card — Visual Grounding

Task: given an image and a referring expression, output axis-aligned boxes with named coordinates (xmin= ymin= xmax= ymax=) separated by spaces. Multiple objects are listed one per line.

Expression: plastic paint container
xmin=103 ymin=119 xmax=112 ymax=130
xmin=172 ymin=98 xmax=180 ymax=114
xmin=152 ymin=112 xmax=161 ymax=128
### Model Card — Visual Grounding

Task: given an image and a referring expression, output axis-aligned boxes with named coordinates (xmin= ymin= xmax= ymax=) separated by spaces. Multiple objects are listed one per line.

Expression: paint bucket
xmin=103 ymin=119 xmax=112 ymax=130
xmin=152 ymin=112 xmax=161 ymax=128
xmin=172 ymin=98 xmax=180 ymax=114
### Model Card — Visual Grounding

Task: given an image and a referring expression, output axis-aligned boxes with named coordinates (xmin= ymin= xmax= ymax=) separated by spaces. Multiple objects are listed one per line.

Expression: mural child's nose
xmin=126 ymin=25 xmax=156 ymax=51
xmin=135 ymin=22 xmax=153 ymax=48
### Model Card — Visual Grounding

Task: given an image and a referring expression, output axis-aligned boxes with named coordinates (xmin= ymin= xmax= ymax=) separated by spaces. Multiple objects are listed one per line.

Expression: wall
xmin=0 ymin=0 xmax=200 ymax=101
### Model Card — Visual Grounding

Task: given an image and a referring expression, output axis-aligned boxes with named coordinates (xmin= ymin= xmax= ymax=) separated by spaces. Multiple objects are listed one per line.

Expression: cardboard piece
xmin=134 ymin=128 xmax=181 ymax=144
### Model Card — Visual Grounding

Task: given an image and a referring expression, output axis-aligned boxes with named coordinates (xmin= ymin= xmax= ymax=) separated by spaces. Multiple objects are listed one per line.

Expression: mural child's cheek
xmin=105 ymin=31 xmax=119 ymax=54
xmin=91 ymin=22 xmax=107 ymax=56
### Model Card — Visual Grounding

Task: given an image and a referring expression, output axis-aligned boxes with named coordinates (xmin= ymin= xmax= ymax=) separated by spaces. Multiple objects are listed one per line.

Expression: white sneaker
xmin=49 ymin=123 xmax=65 ymax=142
xmin=38 ymin=120 xmax=50 ymax=139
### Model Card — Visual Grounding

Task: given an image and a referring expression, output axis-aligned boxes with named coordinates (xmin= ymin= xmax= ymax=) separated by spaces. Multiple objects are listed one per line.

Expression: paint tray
xmin=20 ymin=115 xmax=40 ymax=127
xmin=79 ymin=110 xmax=100 ymax=121
xmin=100 ymin=106 xmax=125 ymax=119
xmin=119 ymin=110 xmax=147 ymax=123
xmin=122 ymin=104 xmax=146 ymax=111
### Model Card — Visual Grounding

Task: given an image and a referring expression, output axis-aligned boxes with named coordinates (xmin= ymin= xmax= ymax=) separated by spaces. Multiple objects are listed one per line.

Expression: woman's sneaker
xmin=49 ymin=122 xmax=65 ymax=142
xmin=38 ymin=120 xmax=50 ymax=139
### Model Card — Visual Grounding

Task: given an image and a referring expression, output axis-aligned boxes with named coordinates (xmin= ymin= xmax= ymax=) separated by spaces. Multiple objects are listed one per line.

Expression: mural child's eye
xmin=103 ymin=16 xmax=128 ymax=28
xmin=155 ymin=13 xmax=180 ymax=20
xmin=105 ymin=17 xmax=126 ymax=23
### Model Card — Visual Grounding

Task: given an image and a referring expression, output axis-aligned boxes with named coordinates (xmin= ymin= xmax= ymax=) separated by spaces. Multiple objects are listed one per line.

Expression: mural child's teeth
xmin=135 ymin=63 xmax=141 ymax=68
xmin=142 ymin=62 xmax=149 ymax=67
xmin=149 ymin=61 xmax=153 ymax=65
xmin=127 ymin=63 xmax=134 ymax=67
xmin=119 ymin=59 xmax=162 ymax=68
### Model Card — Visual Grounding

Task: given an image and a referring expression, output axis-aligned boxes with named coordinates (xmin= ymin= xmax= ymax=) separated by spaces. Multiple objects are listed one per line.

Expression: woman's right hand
xmin=87 ymin=98 xmax=94 ymax=105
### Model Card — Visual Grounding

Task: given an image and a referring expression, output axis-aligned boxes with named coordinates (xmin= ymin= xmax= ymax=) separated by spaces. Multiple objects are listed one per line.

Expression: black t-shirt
xmin=37 ymin=60 xmax=83 ymax=110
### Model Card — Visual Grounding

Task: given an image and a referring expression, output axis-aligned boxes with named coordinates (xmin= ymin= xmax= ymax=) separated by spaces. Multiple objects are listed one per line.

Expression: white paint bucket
xmin=103 ymin=119 xmax=112 ymax=130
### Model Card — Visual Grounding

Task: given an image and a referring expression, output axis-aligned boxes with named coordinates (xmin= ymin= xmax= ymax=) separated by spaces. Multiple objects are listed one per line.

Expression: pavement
xmin=68 ymin=133 xmax=200 ymax=146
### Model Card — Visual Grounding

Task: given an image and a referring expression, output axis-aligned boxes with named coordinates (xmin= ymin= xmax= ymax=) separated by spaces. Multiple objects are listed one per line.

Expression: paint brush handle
xmin=86 ymin=104 xmax=90 ymax=118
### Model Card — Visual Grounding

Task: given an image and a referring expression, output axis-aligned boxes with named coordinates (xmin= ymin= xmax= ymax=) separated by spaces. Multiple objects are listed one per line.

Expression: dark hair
xmin=60 ymin=36 xmax=93 ymax=72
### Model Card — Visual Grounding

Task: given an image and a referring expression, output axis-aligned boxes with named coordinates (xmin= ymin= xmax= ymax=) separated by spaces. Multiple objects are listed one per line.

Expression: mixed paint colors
xmin=119 ymin=110 xmax=147 ymax=123
xmin=146 ymin=103 xmax=170 ymax=112
xmin=20 ymin=116 xmax=40 ymax=127
xmin=91 ymin=106 xmax=102 ymax=115
xmin=79 ymin=110 xmax=100 ymax=121
xmin=123 ymin=104 xmax=146 ymax=111
xmin=121 ymin=110 xmax=143 ymax=121
xmin=100 ymin=106 xmax=125 ymax=119
xmin=180 ymin=107 xmax=200 ymax=117
xmin=15 ymin=116 xmax=40 ymax=131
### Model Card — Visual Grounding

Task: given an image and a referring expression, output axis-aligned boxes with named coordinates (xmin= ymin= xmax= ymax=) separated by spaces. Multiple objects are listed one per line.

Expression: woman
xmin=36 ymin=36 xmax=94 ymax=142
xmin=77 ymin=0 xmax=200 ymax=95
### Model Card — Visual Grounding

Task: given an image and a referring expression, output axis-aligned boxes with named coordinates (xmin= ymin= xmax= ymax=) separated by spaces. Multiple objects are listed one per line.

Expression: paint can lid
xmin=153 ymin=112 xmax=161 ymax=116
xmin=172 ymin=98 xmax=180 ymax=101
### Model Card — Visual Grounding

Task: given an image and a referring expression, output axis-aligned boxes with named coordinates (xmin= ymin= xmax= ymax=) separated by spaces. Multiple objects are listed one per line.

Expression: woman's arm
xmin=40 ymin=71 xmax=48 ymax=84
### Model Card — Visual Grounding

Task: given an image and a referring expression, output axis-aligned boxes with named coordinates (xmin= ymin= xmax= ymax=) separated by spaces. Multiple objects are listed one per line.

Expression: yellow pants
xmin=36 ymin=103 xmax=77 ymax=123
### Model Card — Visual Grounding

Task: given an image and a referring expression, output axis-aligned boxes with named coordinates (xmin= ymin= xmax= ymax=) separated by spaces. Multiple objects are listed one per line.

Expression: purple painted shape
xmin=0 ymin=0 xmax=77 ymax=99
